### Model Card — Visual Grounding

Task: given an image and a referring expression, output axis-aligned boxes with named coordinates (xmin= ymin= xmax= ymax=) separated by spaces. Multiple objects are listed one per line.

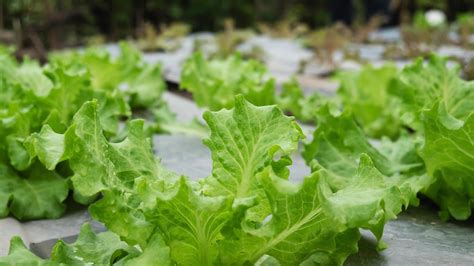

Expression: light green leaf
xmin=51 ymin=223 xmax=138 ymax=265
xmin=219 ymin=168 xmax=359 ymax=265
xmin=140 ymin=177 xmax=232 ymax=266
xmin=302 ymin=107 xmax=432 ymax=245
xmin=6 ymin=135 xmax=32 ymax=171
xmin=0 ymin=162 xmax=68 ymax=220
xmin=122 ymin=233 xmax=172 ymax=266
xmin=323 ymin=155 xmax=404 ymax=243
xmin=421 ymin=102 xmax=474 ymax=220
xmin=0 ymin=237 xmax=48 ymax=265
xmin=65 ymin=100 xmax=113 ymax=201
xmin=25 ymin=125 xmax=66 ymax=170
xmin=181 ymin=52 xmax=276 ymax=110
xmin=15 ymin=60 xmax=53 ymax=97
xmin=389 ymin=55 xmax=474 ymax=131
xmin=302 ymin=106 xmax=422 ymax=178
xmin=127 ymin=64 xmax=166 ymax=108
xmin=89 ymin=189 xmax=155 ymax=247
xmin=107 ymin=120 xmax=160 ymax=185
xmin=277 ymin=78 xmax=330 ymax=123
xmin=336 ymin=64 xmax=402 ymax=139
xmin=203 ymin=95 xmax=304 ymax=198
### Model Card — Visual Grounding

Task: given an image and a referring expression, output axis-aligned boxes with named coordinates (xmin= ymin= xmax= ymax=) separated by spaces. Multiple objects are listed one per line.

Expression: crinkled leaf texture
xmin=218 ymin=167 xmax=360 ymax=265
xmin=388 ymin=55 xmax=474 ymax=220
xmin=65 ymin=101 xmax=167 ymax=245
xmin=421 ymin=103 xmax=474 ymax=220
xmin=277 ymin=77 xmax=331 ymax=123
xmin=0 ymin=43 xmax=169 ymax=220
xmin=66 ymin=98 xmax=362 ymax=264
xmin=336 ymin=64 xmax=402 ymax=139
xmin=2 ymin=97 xmax=426 ymax=265
xmin=51 ymin=223 xmax=140 ymax=265
xmin=50 ymin=42 xmax=166 ymax=109
xmin=0 ymin=162 xmax=68 ymax=219
xmin=0 ymin=223 xmax=166 ymax=265
xmin=302 ymin=105 xmax=424 ymax=177
xmin=139 ymin=176 xmax=233 ymax=265
xmin=302 ymin=105 xmax=432 ymax=247
xmin=181 ymin=52 xmax=276 ymax=110
xmin=202 ymin=95 xmax=304 ymax=198
xmin=389 ymin=55 xmax=474 ymax=131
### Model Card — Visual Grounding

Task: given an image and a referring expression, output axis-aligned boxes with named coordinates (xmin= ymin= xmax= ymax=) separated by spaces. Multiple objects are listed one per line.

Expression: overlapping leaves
xmin=389 ymin=55 xmax=474 ymax=131
xmin=0 ymin=43 xmax=167 ymax=220
xmin=3 ymin=46 xmax=474 ymax=265
xmin=389 ymin=56 xmax=474 ymax=220
xmin=302 ymin=105 xmax=432 ymax=247
xmin=181 ymin=52 xmax=276 ymax=111
xmin=4 ymin=96 xmax=438 ymax=265
xmin=421 ymin=103 xmax=474 ymax=220
xmin=331 ymin=55 xmax=474 ymax=220
xmin=336 ymin=64 xmax=402 ymax=139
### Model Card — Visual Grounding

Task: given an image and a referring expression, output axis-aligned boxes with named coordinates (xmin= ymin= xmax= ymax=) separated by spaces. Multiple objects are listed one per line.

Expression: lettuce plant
xmin=335 ymin=64 xmax=402 ymax=139
xmin=180 ymin=52 xmax=276 ymax=111
xmin=0 ymin=43 xmax=167 ymax=219
xmin=1 ymin=97 xmax=435 ymax=265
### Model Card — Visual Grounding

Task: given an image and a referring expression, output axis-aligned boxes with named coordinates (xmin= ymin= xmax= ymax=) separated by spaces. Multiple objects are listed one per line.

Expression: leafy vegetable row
xmin=181 ymin=52 xmax=474 ymax=221
xmin=1 ymin=97 xmax=425 ymax=265
xmin=0 ymin=43 xmax=170 ymax=219
xmin=1 ymin=45 xmax=473 ymax=265
xmin=336 ymin=56 xmax=474 ymax=220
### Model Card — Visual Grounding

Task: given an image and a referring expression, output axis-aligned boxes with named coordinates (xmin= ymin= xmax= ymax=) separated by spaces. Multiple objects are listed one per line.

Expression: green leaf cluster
xmin=179 ymin=51 xmax=474 ymax=221
xmin=3 ymin=96 xmax=438 ymax=265
xmin=180 ymin=52 xmax=276 ymax=111
xmin=390 ymin=56 xmax=474 ymax=219
xmin=180 ymin=52 xmax=332 ymax=124
xmin=317 ymin=55 xmax=474 ymax=220
xmin=335 ymin=64 xmax=402 ymax=139
xmin=3 ymin=44 xmax=474 ymax=264
xmin=0 ymin=43 xmax=168 ymax=219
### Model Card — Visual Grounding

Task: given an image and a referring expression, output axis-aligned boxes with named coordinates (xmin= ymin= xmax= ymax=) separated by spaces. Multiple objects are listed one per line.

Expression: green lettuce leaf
xmin=0 ymin=45 xmax=152 ymax=219
xmin=64 ymin=101 xmax=174 ymax=245
xmin=51 ymin=223 xmax=139 ymax=265
xmin=277 ymin=77 xmax=331 ymax=123
xmin=50 ymin=42 xmax=166 ymax=110
xmin=322 ymin=155 xmax=408 ymax=246
xmin=389 ymin=55 xmax=474 ymax=131
xmin=302 ymin=105 xmax=423 ymax=177
xmin=336 ymin=64 xmax=402 ymax=139
xmin=219 ymin=167 xmax=360 ymax=265
xmin=118 ymin=233 xmax=172 ymax=266
xmin=302 ymin=105 xmax=432 ymax=246
xmin=181 ymin=52 xmax=276 ymax=110
xmin=1 ymin=223 xmax=146 ymax=265
xmin=0 ymin=237 xmax=49 ymax=265
xmin=73 ymin=97 xmax=362 ymax=264
xmin=202 ymin=95 xmax=304 ymax=198
xmin=0 ymin=162 xmax=68 ymax=220
xmin=3 ymin=97 xmax=432 ymax=265
xmin=421 ymin=102 xmax=474 ymax=220
xmin=140 ymin=177 xmax=232 ymax=265
xmin=24 ymin=125 xmax=66 ymax=170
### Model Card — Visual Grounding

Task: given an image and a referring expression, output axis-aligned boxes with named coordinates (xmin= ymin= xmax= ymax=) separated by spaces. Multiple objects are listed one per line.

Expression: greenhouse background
xmin=0 ymin=0 xmax=474 ymax=265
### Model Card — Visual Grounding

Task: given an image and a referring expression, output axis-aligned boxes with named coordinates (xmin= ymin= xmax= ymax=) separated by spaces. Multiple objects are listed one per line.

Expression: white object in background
xmin=425 ymin=10 xmax=446 ymax=27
